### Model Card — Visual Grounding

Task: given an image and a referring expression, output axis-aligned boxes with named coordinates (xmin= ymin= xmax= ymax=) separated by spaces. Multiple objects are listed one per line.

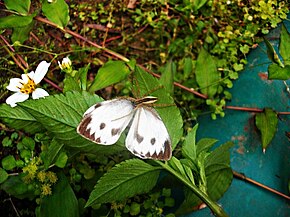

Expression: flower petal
xmin=21 ymin=71 xmax=34 ymax=83
xmin=32 ymin=88 xmax=49 ymax=99
xmin=34 ymin=61 xmax=50 ymax=84
xmin=6 ymin=78 xmax=23 ymax=92
xmin=6 ymin=92 xmax=29 ymax=107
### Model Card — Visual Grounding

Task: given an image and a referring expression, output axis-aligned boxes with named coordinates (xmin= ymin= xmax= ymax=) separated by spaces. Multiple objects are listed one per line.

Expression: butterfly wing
xmin=125 ymin=107 xmax=172 ymax=160
xmin=77 ymin=99 xmax=134 ymax=145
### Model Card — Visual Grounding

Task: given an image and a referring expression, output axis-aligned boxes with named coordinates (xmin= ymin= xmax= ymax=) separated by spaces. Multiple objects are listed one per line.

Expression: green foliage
xmin=195 ymin=48 xmax=220 ymax=98
xmin=85 ymin=159 xmax=161 ymax=207
xmin=42 ymin=0 xmax=70 ymax=29
xmin=39 ymin=172 xmax=79 ymax=217
xmin=1 ymin=0 xmax=289 ymax=215
xmin=1 ymin=0 xmax=70 ymax=43
xmin=255 ymin=108 xmax=278 ymax=152
xmin=265 ymin=24 xmax=290 ymax=80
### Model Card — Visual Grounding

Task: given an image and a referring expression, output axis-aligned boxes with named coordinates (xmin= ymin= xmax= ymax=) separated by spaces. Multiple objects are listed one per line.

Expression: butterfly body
xmin=77 ymin=96 xmax=172 ymax=160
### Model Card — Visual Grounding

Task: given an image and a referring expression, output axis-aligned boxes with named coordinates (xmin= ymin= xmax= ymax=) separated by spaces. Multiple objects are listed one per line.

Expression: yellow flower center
xmin=19 ymin=75 xmax=36 ymax=94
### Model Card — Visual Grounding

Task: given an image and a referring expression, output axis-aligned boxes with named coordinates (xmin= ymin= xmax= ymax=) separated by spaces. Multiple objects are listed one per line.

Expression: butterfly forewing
xmin=125 ymin=107 xmax=172 ymax=160
xmin=77 ymin=99 xmax=134 ymax=145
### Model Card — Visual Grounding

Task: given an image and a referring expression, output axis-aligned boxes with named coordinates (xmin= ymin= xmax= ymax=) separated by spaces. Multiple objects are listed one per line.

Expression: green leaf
xmin=42 ymin=139 xmax=65 ymax=169
xmin=1 ymin=155 xmax=17 ymax=170
xmin=17 ymin=92 xmax=124 ymax=155
xmin=21 ymin=136 xmax=35 ymax=150
xmin=42 ymin=0 xmax=70 ymax=28
xmin=55 ymin=152 xmax=68 ymax=168
xmin=280 ymin=24 xmax=290 ymax=65
xmin=195 ymin=47 xmax=220 ymax=98
xmin=0 ymin=103 xmax=44 ymax=134
xmin=0 ymin=168 xmax=9 ymax=184
xmin=134 ymin=66 xmax=183 ymax=150
xmin=205 ymin=141 xmax=233 ymax=174
xmin=264 ymin=37 xmax=284 ymax=67
xmin=1 ymin=174 xmax=35 ymax=199
xmin=196 ymin=138 xmax=218 ymax=156
xmin=159 ymin=59 xmax=176 ymax=95
xmin=11 ymin=21 xmax=34 ymax=44
xmin=85 ymin=159 xmax=161 ymax=207
xmin=168 ymin=156 xmax=187 ymax=177
xmin=40 ymin=172 xmax=79 ymax=217
xmin=255 ymin=108 xmax=278 ymax=151
xmin=0 ymin=14 xmax=34 ymax=29
xmin=183 ymin=57 xmax=193 ymax=78
xmin=182 ymin=124 xmax=198 ymax=162
xmin=279 ymin=24 xmax=290 ymax=65
xmin=88 ymin=60 xmax=131 ymax=92
xmin=4 ymin=0 xmax=31 ymax=15
xmin=63 ymin=75 xmax=81 ymax=93
xmin=206 ymin=168 xmax=233 ymax=201
xmin=268 ymin=64 xmax=290 ymax=80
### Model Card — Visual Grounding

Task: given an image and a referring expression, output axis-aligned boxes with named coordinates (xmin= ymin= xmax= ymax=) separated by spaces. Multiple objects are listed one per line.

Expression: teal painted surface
xmin=184 ymin=19 xmax=290 ymax=216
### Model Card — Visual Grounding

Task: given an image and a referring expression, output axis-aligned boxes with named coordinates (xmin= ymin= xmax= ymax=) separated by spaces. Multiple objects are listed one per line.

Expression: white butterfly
xmin=77 ymin=96 xmax=172 ymax=160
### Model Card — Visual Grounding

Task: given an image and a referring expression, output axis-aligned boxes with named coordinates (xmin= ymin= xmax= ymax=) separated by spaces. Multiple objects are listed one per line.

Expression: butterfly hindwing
xmin=77 ymin=99 xmax=134 ymax=145
xmin=125 ymin=107 xmax=172 ymax=160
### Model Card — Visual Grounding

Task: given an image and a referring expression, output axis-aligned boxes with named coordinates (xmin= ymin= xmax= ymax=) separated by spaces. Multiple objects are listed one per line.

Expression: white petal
xmin=6 ymin=92 xmax=29 ymax=107
xmin=34 ymin=61 xmax=50 ymax=84
xmin=6 ymin=78 xmax=23 ymax=92
xmin=32 ymin=88 xmax=49 ymax=99
xmin=21 ymin=72 xmax=34 ymax=83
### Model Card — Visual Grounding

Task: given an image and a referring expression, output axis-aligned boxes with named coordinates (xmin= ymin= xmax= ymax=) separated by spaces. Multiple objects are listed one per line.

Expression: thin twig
xmin=233 ymin=170 xmax=290 ymax=200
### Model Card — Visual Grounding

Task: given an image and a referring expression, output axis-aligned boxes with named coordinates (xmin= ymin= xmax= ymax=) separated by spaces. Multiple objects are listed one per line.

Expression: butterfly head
xmin=134 ymin=96 xmax=158 ymax=107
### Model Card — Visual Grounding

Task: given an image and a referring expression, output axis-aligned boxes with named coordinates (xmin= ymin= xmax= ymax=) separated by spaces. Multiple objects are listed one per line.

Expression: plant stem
xmin=156 ymin=161 xmax=229 ymax=217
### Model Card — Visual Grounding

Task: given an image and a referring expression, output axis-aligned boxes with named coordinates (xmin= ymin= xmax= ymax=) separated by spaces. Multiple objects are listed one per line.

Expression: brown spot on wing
xmin=136 ymin=134 xmax=144 ymax=143
xmin=100 ymin=123 xmax=106 ymax=130
xmin=150 ymin=138 xmax=156 ymax=145
xmin=77 ymin=116 xmax=92 ymax=135
xmin=94 ymin=103 xmax=102 ymax=109
xmin=111 ymin=128 xmax=121 ymax=136
xmin=145 ymin=139 xmax=172 ymax=161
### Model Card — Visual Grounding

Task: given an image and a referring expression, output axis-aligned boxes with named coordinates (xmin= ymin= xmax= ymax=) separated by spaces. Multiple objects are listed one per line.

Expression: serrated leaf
xmin=280 ymin=24 xmax=290 ymax=65
xmin=159 ymin=59 xmax=175 ymax=95
xmin=11 ymin=21 xmax=34 ymax=44
xmin=42 ymin=0 xmax=69 ymax=28
xmin=4 ymin=0 xmax=31 ymax=15
xmin=182 ymin=124 xmax=198 ymax=162
xmin=0 ymin=14 xmax=34 ymax=29
xmin=40 ymin=172 xmax=79 ymax=217
xmin=88 ymin=60 xmax=131 ymax=92
xmin=134 ymin=66 xmax=183 ymax=150
xmin=63 ymin=75 xmax=81 ymax=93
xmin=85 ymin=159 xmax=161 ymax=207
xmin=268 ymin=64 xmax=290 ymax=80
xmin=0 ymin=103 xmax=44 ymax=134
xmin=255 ymin=108 xmax=278 ymax=151
xmin=195 ymin=47 xmax=220 ymax=98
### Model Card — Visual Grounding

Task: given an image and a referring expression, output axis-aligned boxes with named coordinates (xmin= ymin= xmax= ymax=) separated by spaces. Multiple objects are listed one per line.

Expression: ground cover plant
xmin=0 ymin=0 xmax=289 ymax=217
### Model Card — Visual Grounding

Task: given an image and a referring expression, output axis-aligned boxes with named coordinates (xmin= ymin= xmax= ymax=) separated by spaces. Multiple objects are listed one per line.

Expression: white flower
xmin=6 ymin=61 xmax=51 ymax=107
xmin=58 ymin=57 xmax=72 ymax=71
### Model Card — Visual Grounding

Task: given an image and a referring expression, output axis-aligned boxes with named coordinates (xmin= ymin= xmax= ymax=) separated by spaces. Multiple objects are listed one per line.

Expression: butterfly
xmin=77 ymin=96 xmax=172 ymax=160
